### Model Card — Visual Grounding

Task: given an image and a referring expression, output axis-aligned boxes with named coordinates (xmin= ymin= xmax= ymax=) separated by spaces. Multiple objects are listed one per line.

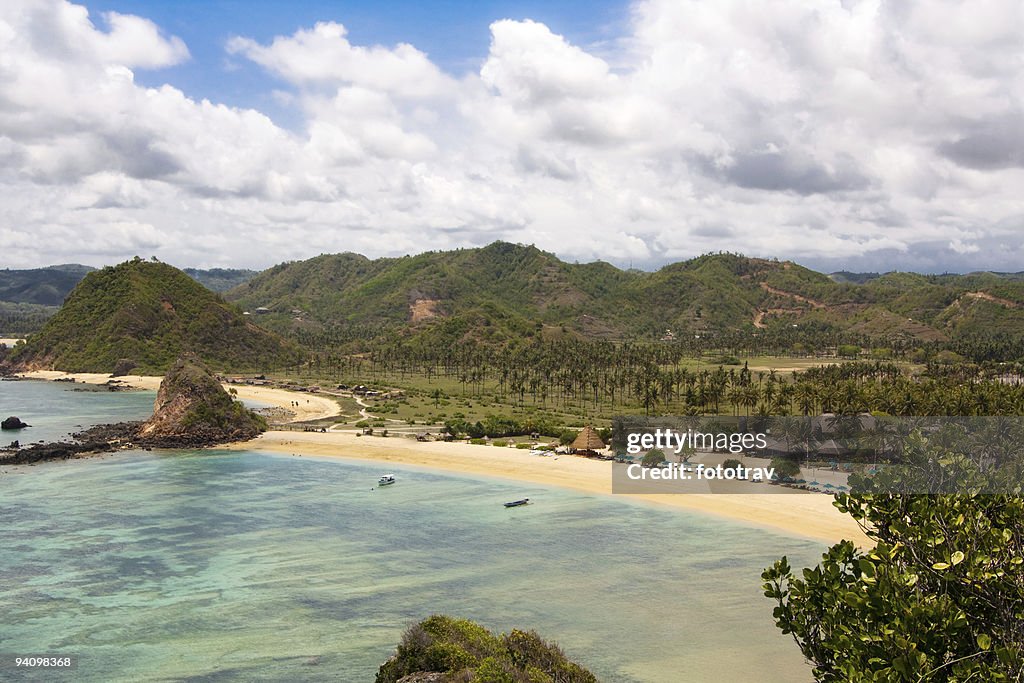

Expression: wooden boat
xmin=378 ymin=474 xmax=396 ymax=486
xmin=503 ymin=498 xmax=530 ymax=508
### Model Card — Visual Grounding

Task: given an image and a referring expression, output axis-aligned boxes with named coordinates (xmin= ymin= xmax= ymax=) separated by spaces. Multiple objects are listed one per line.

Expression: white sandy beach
xmin=238 ymin=429 xmax=869 ymax=546
xmin=18 ymin=370 xmax=866 ymax=546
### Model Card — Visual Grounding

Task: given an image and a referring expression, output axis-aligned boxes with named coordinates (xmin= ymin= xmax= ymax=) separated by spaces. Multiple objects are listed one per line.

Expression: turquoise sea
xmin=0 ymin=381 xmax=824 ymax=681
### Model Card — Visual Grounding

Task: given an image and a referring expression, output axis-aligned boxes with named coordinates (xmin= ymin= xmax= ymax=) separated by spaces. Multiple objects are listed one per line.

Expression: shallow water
xmin=0 ymin=382 xmax=825 ymax=682
xmin=0 ymin=380 xmax=155 ymax=445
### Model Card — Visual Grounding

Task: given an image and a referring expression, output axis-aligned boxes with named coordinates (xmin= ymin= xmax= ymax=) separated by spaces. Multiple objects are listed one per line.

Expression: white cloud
xmin=1 ymin=0 xmax=1023 ymax=273
xmin=226 ymin=22 xmax=454 ymax=98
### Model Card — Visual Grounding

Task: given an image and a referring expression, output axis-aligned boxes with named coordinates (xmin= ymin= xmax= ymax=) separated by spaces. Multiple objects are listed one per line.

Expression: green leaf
xmin=932 ymin=562 xmax=950 ymax=571
xmin=977 ymin=633 xmax=991 ymax=651
xmin=950 ymin=551 xmax=965 ymax=566
xmin=858 ymin=558 xmax=876 ymax=579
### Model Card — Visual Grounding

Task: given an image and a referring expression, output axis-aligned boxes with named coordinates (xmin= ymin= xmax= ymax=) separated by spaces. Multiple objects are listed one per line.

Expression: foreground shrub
xmin=376 ymin=615 xmax=596 ymax=683
xmin=763 ymin=433 xmax=1023 ymax=681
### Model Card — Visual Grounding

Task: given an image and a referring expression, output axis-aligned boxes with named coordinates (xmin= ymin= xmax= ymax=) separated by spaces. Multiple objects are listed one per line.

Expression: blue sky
xmin=84 ymin=0 xmax=630 ymax=127
xmin=1 ymin=0 xmax=1022 ymax=272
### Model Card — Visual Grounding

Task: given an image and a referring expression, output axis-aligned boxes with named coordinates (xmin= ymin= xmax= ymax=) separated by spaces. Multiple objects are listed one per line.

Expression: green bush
xmin=764 ymin=436 xmax=1024 ymax=681
xmin=376 ymin=615 xmax=596 ymax=683
xmin=837 ymin=344 xmax=861 ymax=358
xmin=642 ymin=449 xmax=666 ymax=468
xmin=475 ymin=657 xmax=515 ymax=683
xmin=770 ymin=457 xmax=800 ymax=479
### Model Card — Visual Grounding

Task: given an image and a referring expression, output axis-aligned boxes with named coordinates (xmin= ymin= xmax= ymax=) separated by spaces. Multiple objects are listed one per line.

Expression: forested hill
xmin=7 ymin=258 xmax=303 ymax=373
xmin=0 ymin=264 xmax=256 ymax=306
xmin=0 ymin=264 xmax=95 ymax=306
xmin=0 ymin=265 xmax=259 ymax=337
xmin=225 ymin=242 xmax=1024 ymax=346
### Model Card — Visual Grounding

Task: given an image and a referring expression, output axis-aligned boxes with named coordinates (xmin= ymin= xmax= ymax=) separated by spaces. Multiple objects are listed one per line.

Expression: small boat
xmin=378 ymin=474 xmax=396 ymax=486
xmin=504 ymin=498 xmax=530 ymax=508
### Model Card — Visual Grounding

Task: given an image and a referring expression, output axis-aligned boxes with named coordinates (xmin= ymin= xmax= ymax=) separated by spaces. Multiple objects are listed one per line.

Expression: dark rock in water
xmin=8 ymin=440 xmax=18 ymax=448
xmin=1 ymin=416 xmax=29 ymax=430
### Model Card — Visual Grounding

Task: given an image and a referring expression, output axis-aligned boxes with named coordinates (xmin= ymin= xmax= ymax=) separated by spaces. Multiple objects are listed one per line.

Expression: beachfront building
xmin=571 ymin=426 xmax=606 ymax=455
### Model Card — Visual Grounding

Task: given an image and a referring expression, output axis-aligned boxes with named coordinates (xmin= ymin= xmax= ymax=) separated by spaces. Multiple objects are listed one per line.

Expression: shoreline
xmin=16 ymin=370 xmax=342 ymax=423
xmin=13 ymin=371 xmax=867 ymax=546
xmin=235 ymin=429 xmax=869 ymax=546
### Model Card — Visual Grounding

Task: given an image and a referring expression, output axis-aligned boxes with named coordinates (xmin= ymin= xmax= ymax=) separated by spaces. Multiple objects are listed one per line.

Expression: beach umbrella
xmin=823 ymin=483 xmax=835 ymax=489
xmin=809 ymin=481 xmax=820 ymax=486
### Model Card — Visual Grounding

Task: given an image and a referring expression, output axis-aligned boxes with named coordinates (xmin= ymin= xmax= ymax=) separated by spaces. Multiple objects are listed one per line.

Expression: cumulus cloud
xmin=226 ymin=22 xmax=454 ymax=98
xmin=0 ymin=0 xmax=1023 ymax=273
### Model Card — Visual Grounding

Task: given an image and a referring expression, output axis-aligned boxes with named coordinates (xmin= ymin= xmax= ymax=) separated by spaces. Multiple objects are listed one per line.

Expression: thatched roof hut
xmin=571 ymin=426 xmax=605 ymax=452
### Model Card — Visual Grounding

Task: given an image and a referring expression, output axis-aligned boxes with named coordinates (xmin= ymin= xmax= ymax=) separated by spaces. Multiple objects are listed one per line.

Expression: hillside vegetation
xmin=376 ymin=615 xmax=596 ymax=683
xmin=0 ymin=264 xmax=258 ymax=334
xmin=0 ymin=264 xmax=95 ymax=306
xmin=8 ymin=258 xmax=302 ymax=373
xmin=226 ymin=243 xmax=1024 ymax=347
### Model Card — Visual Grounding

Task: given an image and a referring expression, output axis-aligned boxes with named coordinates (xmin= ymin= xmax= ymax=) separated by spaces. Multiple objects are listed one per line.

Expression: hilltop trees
xmin=8 ymin=258 xmax=302 ymax=373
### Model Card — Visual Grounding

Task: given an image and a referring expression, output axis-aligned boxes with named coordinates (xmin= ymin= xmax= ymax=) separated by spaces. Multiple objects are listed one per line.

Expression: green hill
xmin=9 ymin=258 xmax=303 ymax=373
xmin=0 ymin=264 xmax=258 ymax=335
xmin=0 ymin=264 xmax=95 ymax=306
xmin=226 ymin=243 xmax=1024 ymax=346
xmin=0 ymin=264 xmax=258 ymax=305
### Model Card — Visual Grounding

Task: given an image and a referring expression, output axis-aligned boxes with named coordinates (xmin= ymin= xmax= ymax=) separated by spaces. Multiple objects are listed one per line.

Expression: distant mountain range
xmin=4 ymin=244 xmax=1024 ymax=347
xmin=224 ymin=243 xmax=1024 ymax=344
xmin=0 ymin=264 xmax=96 ymax=306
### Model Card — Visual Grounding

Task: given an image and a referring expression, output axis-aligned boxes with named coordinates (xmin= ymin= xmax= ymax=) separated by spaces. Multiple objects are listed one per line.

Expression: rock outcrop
xmin=1 ymin=353 xmax=265 ymax=465
xmin=111 ymin=358 xmax=137 ymax=376
xmin=139 ymin=353 xmax=266 ymax=443
xmin=1 ymin=416 xmax=29 ymax=430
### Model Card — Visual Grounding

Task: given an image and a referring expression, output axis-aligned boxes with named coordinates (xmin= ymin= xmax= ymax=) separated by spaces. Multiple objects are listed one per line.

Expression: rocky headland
xmin=0 ymin=354 xmax=266 ymax=465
